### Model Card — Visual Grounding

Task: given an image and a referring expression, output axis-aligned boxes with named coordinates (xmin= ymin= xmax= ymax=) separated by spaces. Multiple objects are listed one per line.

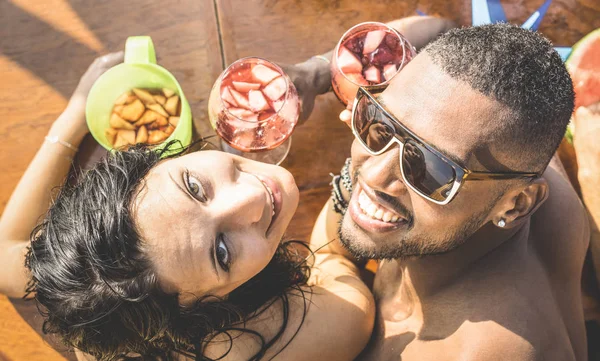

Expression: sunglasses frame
xmin=351 ymin=86 xmax=541 ymax=205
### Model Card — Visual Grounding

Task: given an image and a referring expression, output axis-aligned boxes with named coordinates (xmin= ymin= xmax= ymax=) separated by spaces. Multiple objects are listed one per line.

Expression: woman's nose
xmin=217 ymin=181 xmax=266 ymax=227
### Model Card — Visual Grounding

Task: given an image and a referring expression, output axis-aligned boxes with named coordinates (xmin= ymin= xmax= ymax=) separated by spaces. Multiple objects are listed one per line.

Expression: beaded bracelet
xmin=330 ymin=158 xmax=353 ymax=215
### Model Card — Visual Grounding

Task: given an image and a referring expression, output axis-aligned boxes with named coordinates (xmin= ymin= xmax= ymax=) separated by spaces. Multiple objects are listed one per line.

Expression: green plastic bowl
xmin=86 ymin=36 xmax=192 ymax=156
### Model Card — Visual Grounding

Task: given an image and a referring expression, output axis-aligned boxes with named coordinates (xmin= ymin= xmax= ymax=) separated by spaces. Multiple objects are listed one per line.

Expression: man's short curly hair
xmin=424 ymin=23 xmax=574 ymax=172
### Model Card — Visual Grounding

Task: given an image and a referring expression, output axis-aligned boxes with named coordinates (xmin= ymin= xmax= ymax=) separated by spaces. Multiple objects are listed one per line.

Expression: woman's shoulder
xmin=203 ymin=253 xmax=375 ymax=361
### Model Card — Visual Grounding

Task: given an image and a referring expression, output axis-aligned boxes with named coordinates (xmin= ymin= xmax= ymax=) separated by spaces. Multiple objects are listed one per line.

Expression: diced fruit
xmin=251 ymin=64 xmax=281 ymax=85
xmin=344 ymin=72 xmax=369 ymax=86
xmin=271 ymin=100 xmax=284 ymax=112
xmin=148 ymin=103 xmax=169 ymax=117
xmin=232 ymin=81 xmax=262 ymax=92
xmin=228 ymin=107 xmax=255 ymax=120
xmin=132 ymin=88 xmax=156 ymax=105
xmin=105 ymin=128 xmax=118 ymax=145
xmin=114 ymin=91 xmax=131 ymax=105
xmin=221 ymin=86 xmax=238 ymax=107
xmin=337 ymin=46 xmax=363 ymax=74
xmin=262 ymin=77 xmax=287 ymax=101
xmin=121 ymin=99 xmax=145 ymax=121
xmin=118 ymin=129 xmax=136 ymax=145
xmin=136 ymin=125 xmax=148 ymax=144
xmin=148 ymin=130 xmax=168 ymax=144
xmin=113 ymin=105 xmax=124 ymax=115
xmin=154 ymin=95 xmax=167 ymax=105
xmin=383 ymin=64 xmax=398 ymax=81
xmin=248 ymin=90 xmax=270 ymax=112
xmin=110 ymin=113 xmax=135 ymax=130
xmin=164 ymin=95 xmax=180 ymax=115
xmin=229 ymin=88 xmax=251 ymax=110
xmin=363 ymin=30 xmax=386 ymax=54
xmin=162 ymin=88 xmax=176 ymax=97
xmin=364 ymin=65 xmax=381 ymax=83
xmin=169 ymin=116 xmax=180 ymax=127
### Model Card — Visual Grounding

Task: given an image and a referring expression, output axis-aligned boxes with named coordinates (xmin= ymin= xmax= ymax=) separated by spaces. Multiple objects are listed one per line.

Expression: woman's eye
xmin=216 ymin=236 xmax=230 ymax=272
xmin=185 ymin=171 xmax=207 ymax=201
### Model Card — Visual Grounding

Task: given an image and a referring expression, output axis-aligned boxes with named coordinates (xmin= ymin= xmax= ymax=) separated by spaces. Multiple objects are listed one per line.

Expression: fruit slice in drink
xmin=331 ymin=22 xmax=416 ymax=105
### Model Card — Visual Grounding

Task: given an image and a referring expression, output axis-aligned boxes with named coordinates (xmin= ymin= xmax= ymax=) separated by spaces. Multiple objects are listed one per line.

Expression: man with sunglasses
xmin=311 ymin=23 xmax=589 ymax=360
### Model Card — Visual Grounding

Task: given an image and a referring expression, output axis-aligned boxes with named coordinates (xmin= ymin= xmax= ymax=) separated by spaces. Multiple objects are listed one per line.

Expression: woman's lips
xmin=254 ymin=174 xmax=283 ymax=236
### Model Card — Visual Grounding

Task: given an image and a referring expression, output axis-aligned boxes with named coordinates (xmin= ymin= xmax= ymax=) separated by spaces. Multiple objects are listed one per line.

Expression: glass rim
xmin=334 ymin=21 xmax=408 ymax=87
xmin=219 ymin=56 xmax=292 ymax=124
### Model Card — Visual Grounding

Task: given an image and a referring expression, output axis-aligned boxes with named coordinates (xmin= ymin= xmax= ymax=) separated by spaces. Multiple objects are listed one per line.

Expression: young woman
xmin=0 ymin=52 xmax=374 ymax=361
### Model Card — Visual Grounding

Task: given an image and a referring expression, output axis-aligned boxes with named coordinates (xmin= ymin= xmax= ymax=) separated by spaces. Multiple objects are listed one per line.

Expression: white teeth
xmin=383 ymin=212 xmax=392 ymax=223
xmin=357 ymin=190 xmax=403 ymax=223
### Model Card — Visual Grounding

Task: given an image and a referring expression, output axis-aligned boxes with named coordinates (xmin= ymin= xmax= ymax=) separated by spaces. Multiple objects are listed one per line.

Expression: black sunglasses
xmin=351 ymin=86 xmax=541 ymax=205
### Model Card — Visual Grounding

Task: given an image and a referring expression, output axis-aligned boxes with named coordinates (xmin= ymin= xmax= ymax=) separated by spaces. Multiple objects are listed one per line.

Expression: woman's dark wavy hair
xmin=24 ymin=140 xmax=311 ymax=361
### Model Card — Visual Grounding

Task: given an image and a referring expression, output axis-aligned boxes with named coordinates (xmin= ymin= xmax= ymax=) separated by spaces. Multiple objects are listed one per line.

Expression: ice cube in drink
xmin=331 ymin=22 xmax=416 ymax=105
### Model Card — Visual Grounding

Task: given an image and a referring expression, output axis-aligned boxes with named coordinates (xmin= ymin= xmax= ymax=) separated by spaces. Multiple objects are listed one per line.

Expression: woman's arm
xmin=0 ymin=52 xmax=124 ymax=299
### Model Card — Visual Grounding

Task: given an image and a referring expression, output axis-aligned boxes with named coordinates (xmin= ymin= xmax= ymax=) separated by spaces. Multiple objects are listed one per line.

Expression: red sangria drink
xmin=331 ymin=22 xmax=416 ymax=105
xmin=208 ymin=57 xmax=300 ymax=164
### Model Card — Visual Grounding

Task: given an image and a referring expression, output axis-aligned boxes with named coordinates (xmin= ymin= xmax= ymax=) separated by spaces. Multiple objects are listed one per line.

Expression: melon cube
xmin=248 ymin=90 xmax=270 ymax=112
xmin=229 ymin=88 xmax=251 ymax=110
xmin=364 ymin=65 xmax=382 ymax=83
xmin=262 ymin=77 xmax=287 ymax=101
xmin=337 ymin=46 xmax=363 ymax=74
xmin=383 ymin=64 xmax=399 ymax=81
xmin=363 ymin=30 xmax=386 ymax=54
xmin=221 ymin=86 xmax=237 ymax=107
xmin=232 ymin=81 xmax=262 ymax=92
xmin=251 ymin=64 xmax=281 ymax=85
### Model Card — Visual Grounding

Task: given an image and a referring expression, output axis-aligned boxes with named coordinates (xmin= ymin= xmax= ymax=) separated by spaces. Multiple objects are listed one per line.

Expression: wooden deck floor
xmin=1 ymin=0 xmax=599 ymax=360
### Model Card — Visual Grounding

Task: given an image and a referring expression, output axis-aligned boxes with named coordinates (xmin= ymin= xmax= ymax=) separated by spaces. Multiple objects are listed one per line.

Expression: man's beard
xmin=338 ymin=205 xmax=491 ymax=260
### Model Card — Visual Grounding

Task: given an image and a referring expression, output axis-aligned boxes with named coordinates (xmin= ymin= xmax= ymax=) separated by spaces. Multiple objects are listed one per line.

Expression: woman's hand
xmin=281 ymin=53 xmax=332 ymax=124
xmin=54 ymin=51 xmax=124 ymax=142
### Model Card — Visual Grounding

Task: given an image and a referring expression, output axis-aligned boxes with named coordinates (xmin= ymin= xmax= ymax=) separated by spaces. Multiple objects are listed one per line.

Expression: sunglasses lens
xmin=353 ymin=92 xmax=396 ymax=153
xmin=402 ymin=140 xmax=457 ymax=202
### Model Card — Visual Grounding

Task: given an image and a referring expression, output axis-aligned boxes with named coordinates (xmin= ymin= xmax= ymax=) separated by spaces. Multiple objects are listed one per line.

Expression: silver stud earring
xmin=498 ymin=219 xmax=506 ymax=228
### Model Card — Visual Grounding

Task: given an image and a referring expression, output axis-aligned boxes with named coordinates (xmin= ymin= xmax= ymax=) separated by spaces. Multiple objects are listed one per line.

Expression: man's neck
xmin=378 ymin=221 xmax=530 ymax=318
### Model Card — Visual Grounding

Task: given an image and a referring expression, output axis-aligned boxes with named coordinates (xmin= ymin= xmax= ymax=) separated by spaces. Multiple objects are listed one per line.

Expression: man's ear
xmin=493 ymin=178 xmax=549 ymax=228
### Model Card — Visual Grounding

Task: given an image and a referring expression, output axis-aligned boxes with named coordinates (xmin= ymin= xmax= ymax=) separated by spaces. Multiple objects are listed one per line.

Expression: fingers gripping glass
xmin=351 ymin=86 xmax=541 ymax=205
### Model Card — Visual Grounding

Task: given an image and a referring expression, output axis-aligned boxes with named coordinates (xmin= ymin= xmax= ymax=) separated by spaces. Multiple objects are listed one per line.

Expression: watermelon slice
xmin=337 ymin=46 xmax=363 ymax=74
xmin=565 ymin=28 xmax=600 ymax=143
xmin=363 ymin=30 xmax=386 ymax=54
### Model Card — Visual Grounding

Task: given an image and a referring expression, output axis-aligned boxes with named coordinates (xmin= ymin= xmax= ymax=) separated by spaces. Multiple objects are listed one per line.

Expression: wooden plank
xmin=0 ymin=0 xmax=222 ymax=359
